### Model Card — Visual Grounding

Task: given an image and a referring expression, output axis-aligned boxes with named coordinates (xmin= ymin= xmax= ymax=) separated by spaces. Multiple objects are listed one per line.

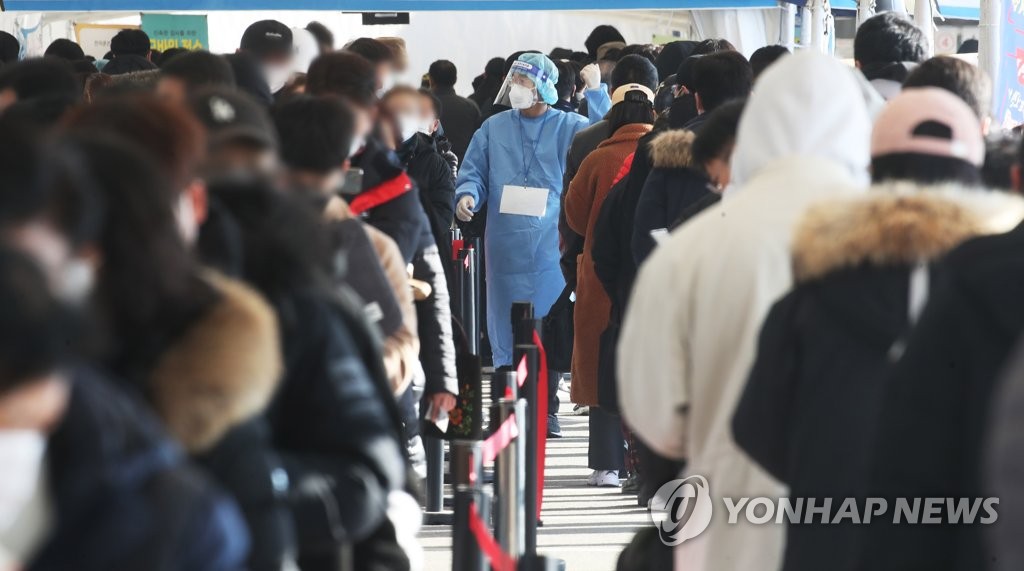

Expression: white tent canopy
xmin=1 ymin=8 xmax=784 ymax=94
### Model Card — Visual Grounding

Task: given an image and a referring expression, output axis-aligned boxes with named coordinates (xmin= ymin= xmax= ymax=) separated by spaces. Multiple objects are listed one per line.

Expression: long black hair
xmin=607 ymin=89 xmax=656 ymax=134
xmin=871 ymin=152 xmax=982 ymax=186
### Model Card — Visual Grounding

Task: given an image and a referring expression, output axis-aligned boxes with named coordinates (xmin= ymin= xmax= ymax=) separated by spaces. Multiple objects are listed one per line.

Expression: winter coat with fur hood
xmin=618 ymin=53 xmax=876 ymax=571
xmin=123 ymin=271 xmax=290 ymax=571
xmin=860 ymin=211 xmax=1024 ymax=570
xmin=733 ymin=183 xmax=1024 ymax=571
xmin=631 ymin=129 xmax=720 ymax=265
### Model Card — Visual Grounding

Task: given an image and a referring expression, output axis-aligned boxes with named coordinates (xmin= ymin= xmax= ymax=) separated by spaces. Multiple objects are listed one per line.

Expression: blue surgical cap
xmin=514 ymin=53 xmax=560 ymax=106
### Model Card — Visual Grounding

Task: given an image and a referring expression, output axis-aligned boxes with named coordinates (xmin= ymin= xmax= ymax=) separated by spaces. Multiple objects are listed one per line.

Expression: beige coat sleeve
xmin=364 ymin=225 xmax=421 ymax=395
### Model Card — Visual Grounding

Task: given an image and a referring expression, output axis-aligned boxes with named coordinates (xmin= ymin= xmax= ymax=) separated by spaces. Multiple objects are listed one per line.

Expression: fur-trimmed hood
xmin=149 ymin=271 xmax=282 ymax=452
xmin=792 ymin=181 xmax=1024 ymax=283
xmin=648 ymin=129 xmax=695 ymax=169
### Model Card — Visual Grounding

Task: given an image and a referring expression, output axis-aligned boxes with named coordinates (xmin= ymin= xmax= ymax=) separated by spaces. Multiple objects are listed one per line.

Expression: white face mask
xmin=418 ymin=118 xmax=436 ymax=136
xmin=377 ymin=74 xmax=397 ymax=99
xmin=57 ymin=258 xmax=94 ymax=306
xmin=509 ymin=84 xmax=537 ymax=110
xmin=398 ymin=115 xmax=419 ymax=143
xmin=0 ymin=431 xmax=47 ymax=533
xmin=264 ymin=64 xmax=291 ymax=94
xmin=175 ymin=192 xmax=198 ymax=246
xmin=349 ymin=135 xmax=366 ymax=160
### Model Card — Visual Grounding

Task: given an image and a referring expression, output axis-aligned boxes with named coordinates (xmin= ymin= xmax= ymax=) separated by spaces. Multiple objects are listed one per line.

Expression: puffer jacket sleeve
xmin=632 ymin=169 xmax=671 ymax=265
xmin=273 ymin=294 xmax=406 ymax=550
xmin=425 ymin=152 xmax=456 ymax=231
xmin=413 ymin=246 xmax=459 ymax=396
xmin=732 ymin=292 xmax=803 ymax=483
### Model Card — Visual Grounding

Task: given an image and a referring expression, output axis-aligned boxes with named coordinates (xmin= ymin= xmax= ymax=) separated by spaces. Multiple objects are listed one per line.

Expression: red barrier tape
xmin=516 ymin=355 xmax=528 ymax=388
xmin=452 ymin=239 xmax=464 ymax=261
xmin=469 ymin=502 xmax=516 ymax=571
xmin=533 ymin=330 xmax=549 ymax=520
xmin=482 ymin=413 xmax=519 ymax=465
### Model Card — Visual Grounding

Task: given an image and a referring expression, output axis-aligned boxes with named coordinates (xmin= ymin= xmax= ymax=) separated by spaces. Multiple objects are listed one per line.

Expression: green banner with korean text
xmin=141 ymin=13 xmax=209 ymax=52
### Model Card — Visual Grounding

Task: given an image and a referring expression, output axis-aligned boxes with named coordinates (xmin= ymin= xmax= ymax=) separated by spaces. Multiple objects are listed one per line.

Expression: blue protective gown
xmin=456 ymin=107 xmax=589 ymax=366
xmin=584 ymin=84 xmax=611 ymax=125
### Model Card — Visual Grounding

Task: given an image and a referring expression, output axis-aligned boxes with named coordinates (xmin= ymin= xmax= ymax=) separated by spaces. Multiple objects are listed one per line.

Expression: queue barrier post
xmin=451 ymin=228 xmax=481 ymax=357
xmin=452 ymin=439 xmax=487 ymax=571
xmin=513 ymin=343 xmax=540 ymax=556
xmin=424 ymin=436 xmax=447 ymax=522
xmin=495 ymin=398 xmax=526 ymax=558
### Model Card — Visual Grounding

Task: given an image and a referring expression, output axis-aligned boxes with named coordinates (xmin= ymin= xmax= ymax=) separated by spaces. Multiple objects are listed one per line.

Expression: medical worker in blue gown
xmin=455 ymin=53 xmax=590 ymax=370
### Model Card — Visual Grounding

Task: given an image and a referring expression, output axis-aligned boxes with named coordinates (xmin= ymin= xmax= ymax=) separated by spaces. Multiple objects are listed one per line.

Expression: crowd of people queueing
xmin=1 ymin=11 xmax=1024 ymax=571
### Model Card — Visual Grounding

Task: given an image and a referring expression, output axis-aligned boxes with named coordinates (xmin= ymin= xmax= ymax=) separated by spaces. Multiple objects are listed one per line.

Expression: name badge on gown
xmin=499 ymin=185 xmax=549 ymax=217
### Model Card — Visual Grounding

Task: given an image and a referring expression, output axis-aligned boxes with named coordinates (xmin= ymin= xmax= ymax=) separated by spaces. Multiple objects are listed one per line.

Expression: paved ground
xmin=419 ymin=386 xmax=652 ymax=570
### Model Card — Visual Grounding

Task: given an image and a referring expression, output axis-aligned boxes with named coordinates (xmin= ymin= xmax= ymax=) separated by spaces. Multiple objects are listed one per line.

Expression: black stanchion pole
xmin=424 ymin=436 xmax=447 ymax=521
xmin=459 ymin=246 xmax=480 ymax=356
xmin=510 ymin=301 xmax=539 ymax=556
xmin=452 ymin=439 xmax=486 ymax=571
xmin=469 ymin=237 xmax=483 ymax=355
xmin=511 ymin=302 xmax=535 ymax=346
xmin=514 ymin=343 xmax=539 ymax=556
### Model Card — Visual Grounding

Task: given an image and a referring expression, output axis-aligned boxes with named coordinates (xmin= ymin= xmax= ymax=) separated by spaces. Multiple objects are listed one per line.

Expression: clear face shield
xmin=494 ymin=60 xmax=543 ymax=109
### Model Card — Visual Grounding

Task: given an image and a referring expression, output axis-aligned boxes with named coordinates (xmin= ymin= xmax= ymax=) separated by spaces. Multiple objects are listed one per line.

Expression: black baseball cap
xmin=239 ymin=20 xmax=293 ymax=59
xmin=190 ymin=87 xmax=278 ymax=150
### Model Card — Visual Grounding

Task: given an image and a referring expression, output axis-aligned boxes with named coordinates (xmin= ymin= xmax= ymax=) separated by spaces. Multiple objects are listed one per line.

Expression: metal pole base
xmin=423 ymin=435 xmax=452 ymax=525
xmin=518 ymin=555 xmax=566 ymax=571
xmin=423 ymin=511 xmax=453 ymax=525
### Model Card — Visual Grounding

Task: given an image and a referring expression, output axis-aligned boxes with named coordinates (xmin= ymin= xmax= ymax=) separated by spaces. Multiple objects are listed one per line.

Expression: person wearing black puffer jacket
xmin=0 ymin=244 xmax=248 ymax=571
xmin=212 ymin=180 xmax=415 ymax=570
xmin=385 ymin=90 xmax=457 ymax=238
xmin=61 ymin=97 xmax=295 ymax=571
xmin=383 ymin=87 xmax=458 ymax=281
xmin=631 ymin=99 xmax=744 ymax=265
xmin=734 ymin=89 xmax=1018 ymax=571
xmin=307 ymin=52 xmax=458 ymax=447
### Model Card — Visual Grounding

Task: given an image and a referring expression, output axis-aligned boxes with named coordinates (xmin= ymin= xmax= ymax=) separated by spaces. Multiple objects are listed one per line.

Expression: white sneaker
xmin=587 ymin=470 xmax=620 ymax=487
xmin=571 ymin=404 xmax=590 ymax=416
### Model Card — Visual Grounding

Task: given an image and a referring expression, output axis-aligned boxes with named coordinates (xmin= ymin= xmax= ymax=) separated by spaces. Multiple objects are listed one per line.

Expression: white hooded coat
xmin=617 ymin=53 xmax=872 ymax=571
